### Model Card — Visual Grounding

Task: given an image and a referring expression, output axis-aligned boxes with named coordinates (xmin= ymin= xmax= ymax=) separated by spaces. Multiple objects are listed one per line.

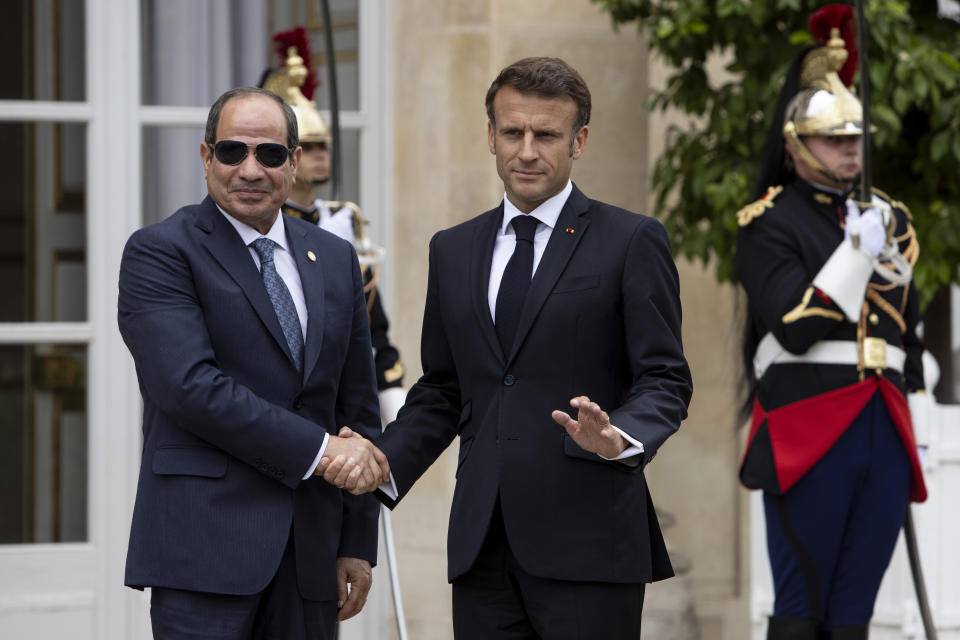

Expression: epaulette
xmin=737 ymin=185 xmax=783 ymax=227
xmin=871 ymin=186 xmax=913 ymax=221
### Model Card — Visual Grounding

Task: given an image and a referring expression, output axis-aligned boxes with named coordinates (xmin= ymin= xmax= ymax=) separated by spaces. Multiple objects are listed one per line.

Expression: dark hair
xmin=204 ymin=87 xmax=299 ymax=151
xmin=485 ymin=57 xmax=591 ymax=135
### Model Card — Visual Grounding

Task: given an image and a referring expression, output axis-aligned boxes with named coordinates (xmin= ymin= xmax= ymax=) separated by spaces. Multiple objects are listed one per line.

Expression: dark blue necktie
xmin=251 ymin=237 xmax=304 ymax=373
xmin=495 ymin=215 xmax=540 ymax=355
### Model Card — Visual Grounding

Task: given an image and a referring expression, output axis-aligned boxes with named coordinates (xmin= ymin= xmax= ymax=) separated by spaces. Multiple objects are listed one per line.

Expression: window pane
xmin=0 ymin=344 xmax=87 ymax=544
xmin=141 ymin=125 xmax=207 ymax=226
xmin=0 ymin=0 xmax=86 ymax=101
xmin=269 ymin=0 xmax=360 ymax=112
xmin=0 ymin=122 xmax=87 ymax=323
xmin=140 ymin=0 xmax=269 ymax=107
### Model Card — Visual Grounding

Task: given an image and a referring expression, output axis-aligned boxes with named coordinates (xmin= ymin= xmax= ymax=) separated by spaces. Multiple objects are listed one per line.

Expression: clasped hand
xmin=551 ymin=396 xmax=627 ymax=459
xmin=316 ymin=428 xmax=390 ymax=494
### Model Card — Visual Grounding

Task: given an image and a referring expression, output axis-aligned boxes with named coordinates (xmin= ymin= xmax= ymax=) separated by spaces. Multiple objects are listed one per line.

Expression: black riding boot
xmin=822 ymin=624 xmax=869 ymax=639
xmin=767 ymin=616 xmax=820 ymax=639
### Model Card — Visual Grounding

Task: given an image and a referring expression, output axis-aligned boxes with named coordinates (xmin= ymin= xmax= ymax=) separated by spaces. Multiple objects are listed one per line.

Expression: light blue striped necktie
xmin=251 ymin=237 xmax=304 ymax=373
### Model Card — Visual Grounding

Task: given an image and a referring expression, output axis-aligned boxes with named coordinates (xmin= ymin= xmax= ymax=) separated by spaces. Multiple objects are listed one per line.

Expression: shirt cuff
xmin=378 ymin=473 xmax=399 ymax=500
xmin=598 ymin=425 xmax=644 ymax=461
xmin=302 ymin=432 xmax=330 ymax=480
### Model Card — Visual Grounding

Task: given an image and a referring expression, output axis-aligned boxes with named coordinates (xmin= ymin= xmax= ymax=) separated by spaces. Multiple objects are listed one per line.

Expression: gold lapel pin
xmin=565 ymin=227 xmax=575 ymax=234
xmin=307 ymin=251 xmax=317 ymax=262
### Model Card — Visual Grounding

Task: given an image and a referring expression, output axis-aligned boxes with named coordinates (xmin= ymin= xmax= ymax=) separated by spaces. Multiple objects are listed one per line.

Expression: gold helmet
xmin=262 ymin=29 xmax=332 ymax=145
xmin=783 ymin=32 xmax=864 ymax=139
xmin=782 ymin=5 xmax=870 ymax=182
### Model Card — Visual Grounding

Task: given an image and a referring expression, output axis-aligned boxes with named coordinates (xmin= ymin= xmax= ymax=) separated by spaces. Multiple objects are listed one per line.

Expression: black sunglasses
xmin=209 ymin=140 xmax=294 ymax=168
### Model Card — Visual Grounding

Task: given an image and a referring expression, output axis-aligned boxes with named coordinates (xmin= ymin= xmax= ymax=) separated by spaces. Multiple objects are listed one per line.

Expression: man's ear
xmin=290 ymin=145 xmax=302 ymax=174
xmin=200 ymin=141 xmax=211 ymax=176
xmin=570 ymin=125 xmax=589 ymax=160
xmin=488 ymin=121 xmax=496 ymax=155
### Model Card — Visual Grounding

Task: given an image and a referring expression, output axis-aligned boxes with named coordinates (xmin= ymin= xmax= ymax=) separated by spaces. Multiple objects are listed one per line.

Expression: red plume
xmin=272 ymin=27 xmax=320 ymax=100
xmin=808 ymin=4 xmax=858 ymax=87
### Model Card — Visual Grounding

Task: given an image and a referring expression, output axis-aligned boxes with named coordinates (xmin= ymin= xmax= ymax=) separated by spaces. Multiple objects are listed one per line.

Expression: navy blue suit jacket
xmin=118 ymin=196 xmax=380 ymax=600
xmin=377 ymin=185 xmax=692 ymax=584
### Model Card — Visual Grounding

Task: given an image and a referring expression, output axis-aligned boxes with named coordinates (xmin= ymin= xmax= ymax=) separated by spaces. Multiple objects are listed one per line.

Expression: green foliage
xmin=593 ymin=0 xmax=960 ymax=307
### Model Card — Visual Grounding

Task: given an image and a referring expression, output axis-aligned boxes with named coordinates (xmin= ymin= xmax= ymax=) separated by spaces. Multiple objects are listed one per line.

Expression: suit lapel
xmin=198 ymin=198 xmax=294 ymax=363
xmin=470 ymin=206 xmax=505 ymax=365
xmin=287 ymin=224 xmax=325 ymax=383
xmin=507 ymin=185 xmax=591 ymax=364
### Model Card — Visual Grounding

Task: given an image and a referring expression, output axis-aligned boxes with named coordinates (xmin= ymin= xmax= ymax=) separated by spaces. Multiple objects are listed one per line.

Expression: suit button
xmin=292 ymin=396 xmax=303 ymax=410
xmin=503 ymin=374 xmax=515 ymax=386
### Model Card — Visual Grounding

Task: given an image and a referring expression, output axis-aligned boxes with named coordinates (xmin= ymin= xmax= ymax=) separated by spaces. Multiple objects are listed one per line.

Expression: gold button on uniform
xmin=869 ymin=313 xmax=879 ymax=325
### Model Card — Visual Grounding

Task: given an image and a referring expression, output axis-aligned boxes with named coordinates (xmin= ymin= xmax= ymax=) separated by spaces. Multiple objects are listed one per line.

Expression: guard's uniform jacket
xmin=736 ymin=177 xmax=926 ymax=502
xmin=283 ymin=200 xmax=404 ymax=392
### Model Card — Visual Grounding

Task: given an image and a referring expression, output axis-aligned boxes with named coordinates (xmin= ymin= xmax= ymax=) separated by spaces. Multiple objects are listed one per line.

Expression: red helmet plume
xmin=272 ymin=27 xmax=319 ymax=100
xmin=808 ymin=4 xmax=858 ymax=87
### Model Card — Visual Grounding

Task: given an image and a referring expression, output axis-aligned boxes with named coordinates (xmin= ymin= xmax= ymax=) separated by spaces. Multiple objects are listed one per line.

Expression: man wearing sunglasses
xmin=118 ymin=86 xmax=389 ymax=640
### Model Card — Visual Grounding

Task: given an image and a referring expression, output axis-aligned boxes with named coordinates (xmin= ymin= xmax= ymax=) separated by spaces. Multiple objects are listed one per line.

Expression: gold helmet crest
xmin=262 ymin=45 xmax=332 ymax=145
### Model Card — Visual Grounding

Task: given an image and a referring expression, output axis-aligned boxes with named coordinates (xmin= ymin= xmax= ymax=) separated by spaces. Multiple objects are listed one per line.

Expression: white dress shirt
xmin=218 ymin=207 xmax=327 ymax=478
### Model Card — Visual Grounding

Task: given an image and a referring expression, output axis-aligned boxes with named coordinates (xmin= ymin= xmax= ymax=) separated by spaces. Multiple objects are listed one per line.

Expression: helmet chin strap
xmin=783 ymin=121 xmax=853 ymax=187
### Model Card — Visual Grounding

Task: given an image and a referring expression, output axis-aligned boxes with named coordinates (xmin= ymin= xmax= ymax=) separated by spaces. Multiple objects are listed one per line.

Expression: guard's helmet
xmin=783 ymin=5 xmax=865 ymax=141
xmin=261 ymin=28 xmax=332 ymax=145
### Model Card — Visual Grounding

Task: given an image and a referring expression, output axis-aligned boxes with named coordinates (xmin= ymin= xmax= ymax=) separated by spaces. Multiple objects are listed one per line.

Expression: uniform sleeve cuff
xmin=812 ymin=239 xmax=874 ymax=321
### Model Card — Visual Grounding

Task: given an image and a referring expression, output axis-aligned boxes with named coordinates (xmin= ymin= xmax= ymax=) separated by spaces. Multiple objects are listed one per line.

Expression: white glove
xmin=320 ymin=207 xmax=356 ymax=243
xmin=844 ymin=199 xmax=886 ymax=257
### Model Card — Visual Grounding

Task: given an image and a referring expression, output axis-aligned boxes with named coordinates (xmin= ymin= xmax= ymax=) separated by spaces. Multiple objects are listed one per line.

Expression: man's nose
xmin=237 ymin=149 xmax=265 ymax=178
xmin=518 ymin=132 xmax=538 ymax=161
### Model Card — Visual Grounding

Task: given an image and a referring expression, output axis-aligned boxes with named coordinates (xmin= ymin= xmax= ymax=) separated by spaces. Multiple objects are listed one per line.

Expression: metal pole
xmin=319 ymin=0 xmax=342 ymax=202
xmin=381 ymin=506 xmax=409 ymax=640
xmin=904 ymin=508 xmax=938 ymax=639
xmin=856 ymin=0 xmax=872 ymax=199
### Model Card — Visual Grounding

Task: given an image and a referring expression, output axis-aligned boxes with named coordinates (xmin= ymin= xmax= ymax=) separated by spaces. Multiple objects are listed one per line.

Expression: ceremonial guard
xmin=736 ymin=6 xmax=927 ymax=638
xmin=262 ymin=30 xmax=406 ymax=425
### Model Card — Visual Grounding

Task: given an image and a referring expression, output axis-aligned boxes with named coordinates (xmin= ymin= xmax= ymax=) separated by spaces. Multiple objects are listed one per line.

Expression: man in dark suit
xmin=325 ymin=57 xmax=693 ymax=638
xmin=118 ymin=87 xmax=389 ymax=640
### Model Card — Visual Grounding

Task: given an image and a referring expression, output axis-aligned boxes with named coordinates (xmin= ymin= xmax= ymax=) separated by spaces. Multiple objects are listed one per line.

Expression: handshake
xmin=315 ymin=427 xmax=390 ymax=495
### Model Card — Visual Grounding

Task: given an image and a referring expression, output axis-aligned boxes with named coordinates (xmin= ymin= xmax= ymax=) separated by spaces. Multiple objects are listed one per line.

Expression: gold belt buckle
xmin=863 ymin=337 xmax=888 ymax=369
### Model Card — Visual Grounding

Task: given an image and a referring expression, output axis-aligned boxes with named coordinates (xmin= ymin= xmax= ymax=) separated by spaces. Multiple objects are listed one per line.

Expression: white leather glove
xmin=320 ymin=207 xmax=356 ymax=243
xmin=844 ymin=199 xmax=886 ymax=257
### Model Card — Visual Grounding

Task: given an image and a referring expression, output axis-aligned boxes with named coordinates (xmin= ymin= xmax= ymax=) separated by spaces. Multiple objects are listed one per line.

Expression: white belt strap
xmin=753 ymin=332 xmax=906 ymax=379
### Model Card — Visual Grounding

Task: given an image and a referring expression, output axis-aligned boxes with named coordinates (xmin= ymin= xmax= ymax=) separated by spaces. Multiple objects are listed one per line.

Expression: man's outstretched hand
xmin=316 ymin=428 xmax=390 ymax=494
xmin=551 ymin=396 xmax=627 ymax=459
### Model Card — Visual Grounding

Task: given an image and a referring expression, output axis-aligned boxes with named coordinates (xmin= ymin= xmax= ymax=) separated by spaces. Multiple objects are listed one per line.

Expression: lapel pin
xmin=565 ymin=227 xmax=575 ymax=234
xmin=307 ymin=250 xmax=317 ymax=262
